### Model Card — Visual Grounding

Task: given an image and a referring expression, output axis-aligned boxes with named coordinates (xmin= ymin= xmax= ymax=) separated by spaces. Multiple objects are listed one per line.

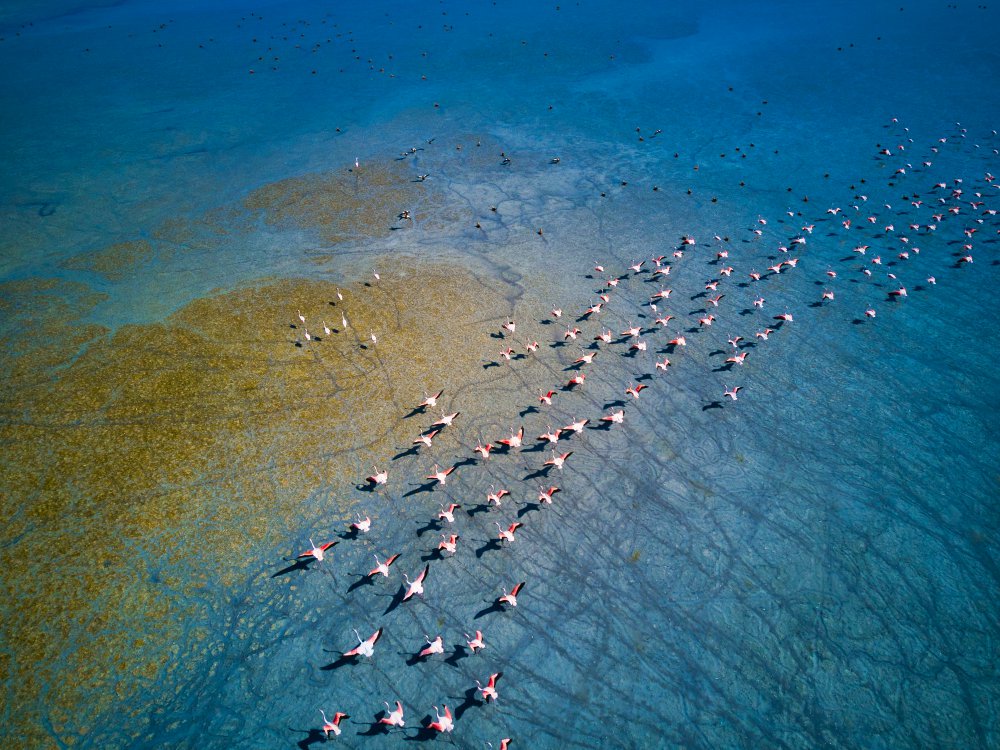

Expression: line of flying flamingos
xmin=288 ymin=119 xmax=995 ymax=744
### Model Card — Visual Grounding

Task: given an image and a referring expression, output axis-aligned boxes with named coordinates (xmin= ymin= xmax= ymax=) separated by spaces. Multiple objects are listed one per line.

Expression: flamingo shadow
xmin=476 ymin=539 xmax=503 ymax=559
xmin=347 ymin=575 xmax=376 ymax=594
xmin=453 ymin=687 xmax=482 ymax=720
xmin=272 ymin=558 xmax=314 ymax=578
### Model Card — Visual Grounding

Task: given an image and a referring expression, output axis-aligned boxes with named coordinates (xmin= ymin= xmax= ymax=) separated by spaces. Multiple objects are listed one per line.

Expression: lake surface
xmin=1 ymin=1 xmax=998 ymax=748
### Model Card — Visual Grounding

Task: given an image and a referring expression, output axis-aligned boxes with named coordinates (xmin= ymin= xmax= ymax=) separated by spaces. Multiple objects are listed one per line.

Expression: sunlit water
xmin=1 ymin=1 xmax=998 ymax=748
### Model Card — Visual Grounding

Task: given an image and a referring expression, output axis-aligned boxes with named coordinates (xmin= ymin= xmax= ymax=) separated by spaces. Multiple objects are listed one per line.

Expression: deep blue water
xmin=1 ymin=0 xmax=998 ymax=748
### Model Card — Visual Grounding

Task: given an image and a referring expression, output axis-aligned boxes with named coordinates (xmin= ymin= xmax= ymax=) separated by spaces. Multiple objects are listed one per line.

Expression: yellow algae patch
xmin=0 ymin=260 xmax=519 ymax=749
xmin=59 ymin=240 xmax=154 ymax=282
xmin=243 ymin=160 xmax=442 ymax=244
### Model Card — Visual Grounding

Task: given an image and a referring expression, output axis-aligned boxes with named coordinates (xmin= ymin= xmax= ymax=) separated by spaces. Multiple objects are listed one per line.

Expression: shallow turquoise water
xmin=1 ymin=1 xmax=998 ymax=748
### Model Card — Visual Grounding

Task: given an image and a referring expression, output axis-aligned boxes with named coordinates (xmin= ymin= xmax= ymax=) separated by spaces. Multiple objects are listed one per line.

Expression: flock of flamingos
xmin=285 ymin=118 xmax=996 ymax=745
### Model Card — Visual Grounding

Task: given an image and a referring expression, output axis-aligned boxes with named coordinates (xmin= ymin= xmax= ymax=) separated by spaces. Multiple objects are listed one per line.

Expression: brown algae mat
xmin=0 ymin=261 xmax=530 ymax=747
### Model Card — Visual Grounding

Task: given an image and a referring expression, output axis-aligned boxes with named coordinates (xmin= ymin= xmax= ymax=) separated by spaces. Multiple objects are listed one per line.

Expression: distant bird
xmin=723 ymin=386 xmax=743 ymax=401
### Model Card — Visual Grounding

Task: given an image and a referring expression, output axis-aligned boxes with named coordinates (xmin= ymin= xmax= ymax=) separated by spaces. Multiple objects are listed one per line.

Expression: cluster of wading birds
xmin=288 ymin=121 xmax=996 ymax=743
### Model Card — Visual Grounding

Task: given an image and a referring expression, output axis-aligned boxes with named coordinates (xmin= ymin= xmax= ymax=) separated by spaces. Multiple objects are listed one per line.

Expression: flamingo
xmin=625 ymin=383 xmax=647 ymax=400
xmin=351 ymin=515 xmax=371 ymax=534
xmin=319 ymin=710 xmax=348 ymax=738
xmin=380 ymin=701 xmax=405 ymax=728
xmin=564 ymin=418 xmax=589 ymax=434
xmin=498 ymin=427 xmax=524 ymax=449
xmin=498 ymin=582 xmax=525 ymax=608
xmin=366 ymin=466 xmax=388 ymax=486
xmin=496 ymin=522 xmax=523 ymax=544
xmin=426 ymin=464 xmax=454 ymax=485
xmin=428 ymin=705 xmax=453 ymax=733
xmin=538 ymin=426 xmax=562 ymax=443
xmin=419 ymin=635 xmax=444 ymax=658
xmin=403 ymin=564 xmax=429 ymax=600
xmin=476 ymin=672 xmax=503 ymax=703
xmin=343 ymin=627 xmax=382 ymax=658
xmin=298 ymin=539 xmax=337 ymax=562
xmin=438 ymin=534 xmax=459 ymax=555
xmin=601 ymin=409 xmax=624 ymax=425
xmin=544 ymin=451 xmax=572 ymax=470
xmin=487 ymin=486 xmax=510 ymax=507
xmin=417 ymin=390 xmax=444 ymax=409
xmin=538 ymin=486 xmax=560 ymax=504
xmin=438 ymin=504 xmax=461 ymax=524
xmin=724 ymin=386 xmax=742 ymax=401
xmin=413 ymin=429 xmax=440 ymax=449
xmin=432 ymin=411 xmax=460 ymax=428
xmin=725 ymin=352 xmax=748 ymax=366
xmin=368 ymin=553 xmax=400 ymax=578
xmin=465 ymin=630 xmax=486 ymax=652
